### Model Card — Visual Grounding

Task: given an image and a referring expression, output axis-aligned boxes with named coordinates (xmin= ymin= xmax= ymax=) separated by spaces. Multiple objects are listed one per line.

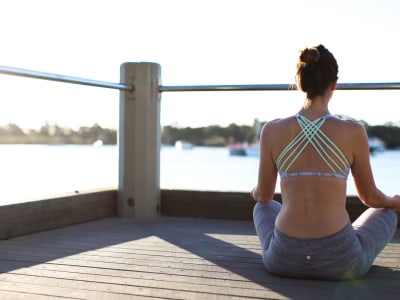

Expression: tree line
xmin=0 ymin=122 xmax=117 ymax=145
xmin=162 ymin=117 xmax=400 ymax=149
xmin=0 ymin=117 xmax=399 ymax=149
xmin=162 ymin=122 xmax=258 ymax=147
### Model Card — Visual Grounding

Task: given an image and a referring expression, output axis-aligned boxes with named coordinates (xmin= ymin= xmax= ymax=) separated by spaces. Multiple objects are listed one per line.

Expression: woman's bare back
xmin=267 ymin=115 xmax=358 ymax=238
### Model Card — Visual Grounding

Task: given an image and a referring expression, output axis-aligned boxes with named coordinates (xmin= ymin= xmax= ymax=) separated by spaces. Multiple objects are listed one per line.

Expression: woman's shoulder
xmin=330 ymin=117 xmax=366 ymax=133
xmin=261 ymin=116 xmax=298 ymax=141
xmin=263 ymin=116 xmax=295 ymax=128
xmin=326 ymin=117 xmax=368 ymax=149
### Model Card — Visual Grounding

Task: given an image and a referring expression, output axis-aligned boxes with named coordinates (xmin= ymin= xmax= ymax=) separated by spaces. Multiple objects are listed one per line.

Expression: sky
xmin=0 ymin=0 xmax=400 ymax=130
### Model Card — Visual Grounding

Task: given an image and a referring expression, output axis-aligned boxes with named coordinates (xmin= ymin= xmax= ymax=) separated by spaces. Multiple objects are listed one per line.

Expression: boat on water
xmin=92 ymin=139 xmax=104 ymax=147
xmin=368 ymin=136 xmax=386 ymax=153
xmin=229 ymin=120 xmax=262 ymax=157
xmin=228 ymin=142 xmax=259 ymax=156
xmin=175 ymin=140 xmax=194 ymax=151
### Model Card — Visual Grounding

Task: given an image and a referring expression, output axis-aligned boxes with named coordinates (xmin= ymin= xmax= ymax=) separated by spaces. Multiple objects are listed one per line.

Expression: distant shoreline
xmin=1 ymin=120 xmax=399 ymax=149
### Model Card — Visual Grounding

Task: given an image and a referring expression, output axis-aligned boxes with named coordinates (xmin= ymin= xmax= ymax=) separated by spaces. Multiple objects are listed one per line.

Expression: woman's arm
xmin=252 ymin=122 xmax=278 ymax=203
xmin=350 ymin=123 xmax=400 ymax=210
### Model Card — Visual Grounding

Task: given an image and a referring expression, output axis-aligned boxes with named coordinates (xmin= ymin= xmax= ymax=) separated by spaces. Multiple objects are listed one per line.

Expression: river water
xmin=0 ymin=144 xmax=398 ymax=205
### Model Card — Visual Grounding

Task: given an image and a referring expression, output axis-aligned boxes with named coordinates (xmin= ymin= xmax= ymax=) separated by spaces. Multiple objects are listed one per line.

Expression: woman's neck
xmin=299 ymin=96 xmax=330 ymax=118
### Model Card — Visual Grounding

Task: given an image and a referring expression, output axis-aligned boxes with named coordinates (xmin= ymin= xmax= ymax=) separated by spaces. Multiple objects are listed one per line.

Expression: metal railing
xmin=160 ymin=82 xmax=400 ymax=92
xmin=1 ymin=64 xmax=400 ymax=92
xmin=0 ymin=65 xmax=133 ymax=91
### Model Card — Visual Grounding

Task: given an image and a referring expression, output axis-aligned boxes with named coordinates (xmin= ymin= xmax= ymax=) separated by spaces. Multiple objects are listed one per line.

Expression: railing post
xmin=118 ymin=62 xmax=161 ymax=218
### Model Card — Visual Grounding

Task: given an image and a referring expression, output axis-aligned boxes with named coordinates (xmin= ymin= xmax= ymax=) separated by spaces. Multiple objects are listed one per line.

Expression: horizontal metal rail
xmin=0 ymin=65 xmax=134 ymax=91
xmin=159 ymin=84 xmax=295 ymax=92
xmin=159 ymin=82 xmax=400 ymax=92
xmin=1 ymin=64 xmax=399 ymax=93
xmin=336 ymin=82 xmax=400 ymax=90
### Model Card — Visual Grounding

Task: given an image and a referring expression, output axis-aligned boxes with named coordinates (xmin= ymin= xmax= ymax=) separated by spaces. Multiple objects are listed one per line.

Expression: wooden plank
xmin=0 ymin=290 xmax=65 ymax=300
xmin=161 ymin=190 xmax=400 ymax=226
xmin=0 ymin=262 xmax=271 ymax=292
xmin=161 ymin=190 xmax=257 ymax=220
xmin=0 ymin=271 xmax=283 ymax=300
xmin=0 ymin=280 xmax=165 ymax=300
xmin=0 ymin=246 xmax=261 ymax=269
xmin=0 ymin=189 xmax=117 ymax=240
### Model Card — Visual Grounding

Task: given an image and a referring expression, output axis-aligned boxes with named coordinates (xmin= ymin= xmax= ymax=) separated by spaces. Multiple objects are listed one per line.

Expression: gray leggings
xmin=253 ymin=201 xmax=398 ymax=280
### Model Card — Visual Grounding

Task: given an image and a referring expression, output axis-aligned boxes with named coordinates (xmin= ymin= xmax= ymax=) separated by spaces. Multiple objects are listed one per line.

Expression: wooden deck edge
xmin=0 ymin=188 xmax=117 ymax=240
xmin=161 ymin=190 xmax=400 ymax=227
xmin=1 ymin=189 xmax=398 ymax=240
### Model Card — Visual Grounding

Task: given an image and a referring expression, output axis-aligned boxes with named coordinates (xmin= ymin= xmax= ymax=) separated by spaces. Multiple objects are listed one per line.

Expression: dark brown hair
xmin=296 ymin=45 xmax=338 ymax=99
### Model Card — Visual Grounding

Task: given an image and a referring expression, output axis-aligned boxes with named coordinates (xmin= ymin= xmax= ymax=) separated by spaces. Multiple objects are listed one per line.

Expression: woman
xmin=251 ymin=44 xmax=400 ymax=280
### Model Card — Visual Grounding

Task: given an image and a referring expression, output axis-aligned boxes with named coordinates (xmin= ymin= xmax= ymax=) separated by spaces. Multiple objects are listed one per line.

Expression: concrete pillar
xmin=118 ymin=62 xmax=161 ymax=218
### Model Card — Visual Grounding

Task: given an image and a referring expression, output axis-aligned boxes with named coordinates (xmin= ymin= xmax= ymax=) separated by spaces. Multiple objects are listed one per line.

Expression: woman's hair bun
xmin=300 ymin=47 xmax=320 ymax=65
xmin=296 ymin=44 xmax=338 ymax=99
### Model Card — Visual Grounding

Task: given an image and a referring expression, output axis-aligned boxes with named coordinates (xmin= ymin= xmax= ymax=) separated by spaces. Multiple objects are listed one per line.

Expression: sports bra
xmin=276 ymin=114 xmax=350 ymax=180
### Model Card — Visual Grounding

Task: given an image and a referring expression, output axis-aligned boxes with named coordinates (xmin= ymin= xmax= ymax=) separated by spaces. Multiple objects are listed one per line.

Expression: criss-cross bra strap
xmin=276 ymin=115 xmax=350 ymax=173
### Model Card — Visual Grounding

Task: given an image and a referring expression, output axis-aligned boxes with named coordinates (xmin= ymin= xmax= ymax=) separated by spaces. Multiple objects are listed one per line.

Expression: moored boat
xmin=228 ymin=142 xmax=259 ymax=156
xmin=175 ymin=140 xmax=194 ymax=151
xmin=368 ymin=136 xmax=385 ymax=153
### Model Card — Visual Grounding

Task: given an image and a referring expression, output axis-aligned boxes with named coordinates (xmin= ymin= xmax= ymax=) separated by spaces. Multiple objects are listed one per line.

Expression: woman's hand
xmin=251 ymin=186 xmax=272 ymax=204
xmin=389 ymin=195 xmax=400 ymax=211
xmin=251 ymin=186 xmax=258 ymax=202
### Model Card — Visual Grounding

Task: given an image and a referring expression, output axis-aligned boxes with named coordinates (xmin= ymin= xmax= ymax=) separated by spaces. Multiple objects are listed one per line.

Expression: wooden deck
xmin=0 ymin=217 xmax=399 ymax=300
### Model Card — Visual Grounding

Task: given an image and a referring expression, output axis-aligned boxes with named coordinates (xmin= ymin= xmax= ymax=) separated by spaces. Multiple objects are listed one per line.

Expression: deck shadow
xmin=0 ymin=217 xmax=398 ymax=299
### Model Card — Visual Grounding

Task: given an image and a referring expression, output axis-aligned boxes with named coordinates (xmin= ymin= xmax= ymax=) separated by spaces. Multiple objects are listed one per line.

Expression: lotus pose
xmin=252 ymin=44 xmax=400 ymax=280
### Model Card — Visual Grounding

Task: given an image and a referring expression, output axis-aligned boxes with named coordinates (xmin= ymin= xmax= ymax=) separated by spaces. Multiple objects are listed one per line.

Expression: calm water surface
xmin=0 ymin=144 xmax=398 ymax=205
